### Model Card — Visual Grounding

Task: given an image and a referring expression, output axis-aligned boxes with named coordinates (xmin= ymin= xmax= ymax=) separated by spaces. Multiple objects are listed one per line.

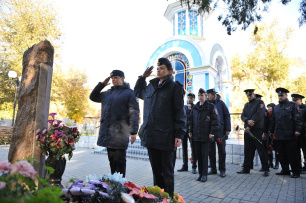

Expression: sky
xmin=53 ymin=0 xmax=306 ymax=88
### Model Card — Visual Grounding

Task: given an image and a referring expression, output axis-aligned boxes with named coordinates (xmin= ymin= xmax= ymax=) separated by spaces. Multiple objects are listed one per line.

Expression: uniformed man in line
xmin=177 ymin=93 xmax=198 ymax=174
xmin=237 ymin=89 xmax=270 ymax=177
xmin=270 ymin=88 xmax=303 ymax=178
xmin=134 ymin=58 xmax=186 ymax=196
xmin=291 ymin=93 xmax=306 ymax=174
xmin=207 ymin=88 xmax=231 ymax=178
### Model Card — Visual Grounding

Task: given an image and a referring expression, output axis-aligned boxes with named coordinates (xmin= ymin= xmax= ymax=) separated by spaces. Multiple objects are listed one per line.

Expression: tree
xmin=51 ymin=68 xmax=90 ymax=123
xmin=0 ymin=0 xmax=61 ymax=118
xmin=231 ymin=19 xmax=293 ymax=111
xmin=179 ymin=0 xmax=306 ymax=35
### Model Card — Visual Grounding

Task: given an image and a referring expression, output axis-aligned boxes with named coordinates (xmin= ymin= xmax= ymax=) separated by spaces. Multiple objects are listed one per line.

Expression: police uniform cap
xmin=198 ymin=88 xmax=206 ymax=94
xmin=207 ymin=88 xmax=218 ymax=94
xmin=157 ymin=58 xmax=173 ymax=71
xmin=187 ymin=93 xmax=195 ymax=98
xmin=255 ymin=94 xmax=263 ymax=99
xmin=110 ymin=70 xmax=125 ymax=78
xmin=244 ymin=89 xmax=255 ymax=94
xmin=275 ymin=87 xmax=289 ymax=95
xmin=291 ymin=93 xmax=305 ymax=100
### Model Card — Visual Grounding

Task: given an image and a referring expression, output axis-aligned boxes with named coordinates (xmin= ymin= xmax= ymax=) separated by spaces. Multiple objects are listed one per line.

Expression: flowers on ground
xmin=63 ymin=173 xmax=185 ymax=203
xmin=36 ymin=113 xmax=81 ymax=160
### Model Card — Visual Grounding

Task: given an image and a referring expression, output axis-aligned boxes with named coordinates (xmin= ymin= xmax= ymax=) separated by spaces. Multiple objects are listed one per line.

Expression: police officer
xmin=134 ymin=58 xmax=186 ymax=196
xmin=207 ymin=88 xmax=231 ymax=178
xmin=237 ymin=89 xmax=269 ymax=177
xmin=270 ymin=88 xmax=303 ymax=178
xmin=291 ymin=93 xmax=306 ymax=174
xmin=177 ymin=93 xmax=197 ymax=174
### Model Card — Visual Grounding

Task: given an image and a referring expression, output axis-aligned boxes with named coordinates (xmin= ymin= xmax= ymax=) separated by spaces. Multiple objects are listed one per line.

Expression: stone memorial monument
xmin=8 ymin=40 xmax=54 ymax=178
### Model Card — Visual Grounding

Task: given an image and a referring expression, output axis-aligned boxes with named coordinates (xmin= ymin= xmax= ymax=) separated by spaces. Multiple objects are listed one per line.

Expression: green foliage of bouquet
xmin=36 ymin=113 xmax=81 ymax=160
xmin=0 ymin=159 xmax=63 ymax=203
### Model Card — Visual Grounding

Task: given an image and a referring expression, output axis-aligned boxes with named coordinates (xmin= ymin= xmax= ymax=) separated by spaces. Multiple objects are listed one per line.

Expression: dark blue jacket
xmin=241 ymin=98 xmax=265 ymax=130
xmin=271 ymin=99 xmax=302 ymax=140
xmin=190 ymin=101 xmax=219 ymax=142
xmin=209 ymin=97 xmax=231 ymax=139
xmin=134 ymin=75 xmax=186 ymax=151
xmin=89 ymin=82 xmax=139 ymax=149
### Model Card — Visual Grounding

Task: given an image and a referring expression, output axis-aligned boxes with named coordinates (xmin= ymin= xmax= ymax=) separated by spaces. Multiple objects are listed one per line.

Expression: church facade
xmin=146 ymin=2 xmax=232 ymax=108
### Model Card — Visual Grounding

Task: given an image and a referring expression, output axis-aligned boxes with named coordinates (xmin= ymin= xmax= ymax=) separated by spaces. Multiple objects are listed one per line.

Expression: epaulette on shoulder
xmin=175 ymin=81 xmax=183 ymax=86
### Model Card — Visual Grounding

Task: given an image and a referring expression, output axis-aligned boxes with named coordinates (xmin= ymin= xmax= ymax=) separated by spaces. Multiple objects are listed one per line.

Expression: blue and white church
xmin=146 ymin=2 xmax=233 ymax=108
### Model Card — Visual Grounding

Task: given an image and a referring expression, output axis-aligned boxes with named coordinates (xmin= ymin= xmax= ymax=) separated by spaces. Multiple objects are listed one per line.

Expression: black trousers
xmin=209 ymin=140 xmax=226 ymax=172
xmin=182 ymin=133 xmax=197 ymax=169
xmin=107 ymin=148 xmax=126 ymax=177
xmin=147 ymin=148 xmax=175 ymax=197
xmin=243 ymin=129 xmax=269 ymax=171
xmin=278 ymin=140 xmax=301 ymax=174
xmin=195 ymin=141 xmax=210 ymax=176
xmin=297 ymin=133 xmax=306 ymax=166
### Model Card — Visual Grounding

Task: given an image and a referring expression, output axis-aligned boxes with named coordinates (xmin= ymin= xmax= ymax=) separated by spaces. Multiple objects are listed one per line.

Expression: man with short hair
xmin=134 ymin=58 xmax=186 ymax=196
xmin=89 ymin=70 xmax=139 ymax=177
xmin=291 ymin=93 xmax=306 ymax=174
xmin=237 ymin=89 xmax=269 ymax=177
xmin=270 ymin=88 xmax=303 ymax=178
xmin=207 ymin=88 xmax=231 ymax=178
xmin=177 ymin=93 xmax=197 ymax=174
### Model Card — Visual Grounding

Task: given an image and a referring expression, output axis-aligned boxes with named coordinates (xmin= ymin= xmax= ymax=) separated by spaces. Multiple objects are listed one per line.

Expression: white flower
xmin=62 ymin=118 xmax=77 ymax=128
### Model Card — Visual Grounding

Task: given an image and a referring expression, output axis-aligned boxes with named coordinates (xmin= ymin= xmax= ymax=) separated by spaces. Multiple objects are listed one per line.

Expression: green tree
xmin=0 ymin=0 xmax=61 ymax=118
xmin=231 ymin=19 xmax=293 ymax=111
xmin=54 ymin=69 xmax=90 ymax=123
xmin=179 ymin=0 xmax=306 ymax=35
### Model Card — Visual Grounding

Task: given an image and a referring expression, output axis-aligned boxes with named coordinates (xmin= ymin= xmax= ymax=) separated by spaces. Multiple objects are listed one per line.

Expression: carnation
xmin=0 ymin=161 xmax=12 ymax=172
xmin=10 ymin=160 xmax=37 ymax=179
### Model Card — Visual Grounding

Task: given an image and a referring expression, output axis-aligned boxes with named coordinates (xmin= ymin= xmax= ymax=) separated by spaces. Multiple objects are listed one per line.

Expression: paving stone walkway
xmin=1 ymin=145 xmax=305 ymax=202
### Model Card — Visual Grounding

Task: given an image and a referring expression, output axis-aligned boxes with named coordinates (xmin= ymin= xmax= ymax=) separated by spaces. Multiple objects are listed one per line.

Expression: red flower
xmin=189 ymin=158 xmax=194 ymax=163
xmin=216 ymin=138 xmax=223 ymax=144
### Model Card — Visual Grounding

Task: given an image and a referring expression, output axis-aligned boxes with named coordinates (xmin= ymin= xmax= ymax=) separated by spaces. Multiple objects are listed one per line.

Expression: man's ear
xmin=168 ymin=70 xmax=173 ymax=75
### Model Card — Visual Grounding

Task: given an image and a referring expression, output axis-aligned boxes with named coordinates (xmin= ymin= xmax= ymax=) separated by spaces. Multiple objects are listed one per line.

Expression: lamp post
xmin=8 ymin=71 xmax=20 ymax=126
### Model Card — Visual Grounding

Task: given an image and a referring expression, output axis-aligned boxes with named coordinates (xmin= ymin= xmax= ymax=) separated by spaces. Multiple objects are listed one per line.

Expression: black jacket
xmin=185 ymin=103 xmax=194 ymax=133
xmin=89 ymin=82 xmax=139 ymax=149
xmin=209 ymin=97 xmax=231 ymax=139
xmin=134 ymin=75 xmax=186 ymax=151
xmin=190 ymin=101 xmax=219 ymax=142
xmin=270 ymin=99 xmax=302 ymax=140
xmin=241 ymin=98 xmax=265 ymax=130
xmin=299 ymin=104 xmax=306 ymax=133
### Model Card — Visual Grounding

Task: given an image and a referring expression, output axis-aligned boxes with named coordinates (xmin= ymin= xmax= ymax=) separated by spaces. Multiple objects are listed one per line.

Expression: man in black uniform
xmin=134 ymin=58 xmax=186 ymax=196
xmin=270 ymin=88 xmax=303 ymax=178
xmin=207 ymin=88 xmax=231 ymax=177
xmin=291 ymin=93 xmax=306 ymax=174
xmin=177 ymin=93 xmax=197 ymax=174
xmin=237 ymin=89 xmax=269 ymax=177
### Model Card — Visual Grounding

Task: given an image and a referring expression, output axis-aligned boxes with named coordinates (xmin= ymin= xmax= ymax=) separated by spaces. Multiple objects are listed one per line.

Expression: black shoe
xmin=220 ymin=171 xmax=226 ymax=178
xmin=208 ymin=170 xmax=217 ymax=175
xmin=291 ymin=174 xmax=300 ymax=178
xmin=263 ymin=171 xmax=269 ymax=177
xmin=276 ymin=171 xmax=290 ymax=175
xmin=196 ymin=176 xmax=201 ymax=181
xmin=200 ymin=176 xmax=207 ymax=182
xmin=192 ymin=168 xmax=197 ymax=174
xmin=237 ymin=169 xmax=250 ymax=174
xmin=177 ymin=167 xmax=188 ymax=172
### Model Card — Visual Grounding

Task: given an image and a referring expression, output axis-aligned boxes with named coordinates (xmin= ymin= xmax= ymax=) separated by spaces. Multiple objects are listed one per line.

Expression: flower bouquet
xmin=0 ymin=160 xmax=63 ymax=202
xmin=36 ymin=113 xmax=81 ymax=160
xmin=62 ymin=173 xmax=185 ymax=203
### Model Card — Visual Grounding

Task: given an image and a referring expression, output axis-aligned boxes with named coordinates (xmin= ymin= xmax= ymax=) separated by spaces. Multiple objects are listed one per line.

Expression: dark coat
xmin=134 ymin=75 xmax=186 ymax=151
xmin=89 ymin=82 xmax=139 ymax=150
xmin=185 ymin=103 xmax=194 ymax=133
xmin=209 ymin=97 xmax=231 ymax=139
xmin=299 ymin=104 xmax=306 ymax=133
xmin=241 ymin=98 xmax=265 ymax=130
xmin=270 ymin=99 xmax=302 ymax=140
xmin=190 ymin=101 xmax=219 ymax=142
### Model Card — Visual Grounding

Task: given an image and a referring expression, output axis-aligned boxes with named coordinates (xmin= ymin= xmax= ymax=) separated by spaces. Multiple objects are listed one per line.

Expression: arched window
xmin=168 ymin=53 xmax=190 ymax=90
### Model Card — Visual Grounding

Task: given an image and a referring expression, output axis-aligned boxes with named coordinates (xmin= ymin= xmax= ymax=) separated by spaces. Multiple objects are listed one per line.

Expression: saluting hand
xmin=102 ymin=76 xmax=111 ymax=86
xmin=142 ymin=66 xmax=154 ymax=78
